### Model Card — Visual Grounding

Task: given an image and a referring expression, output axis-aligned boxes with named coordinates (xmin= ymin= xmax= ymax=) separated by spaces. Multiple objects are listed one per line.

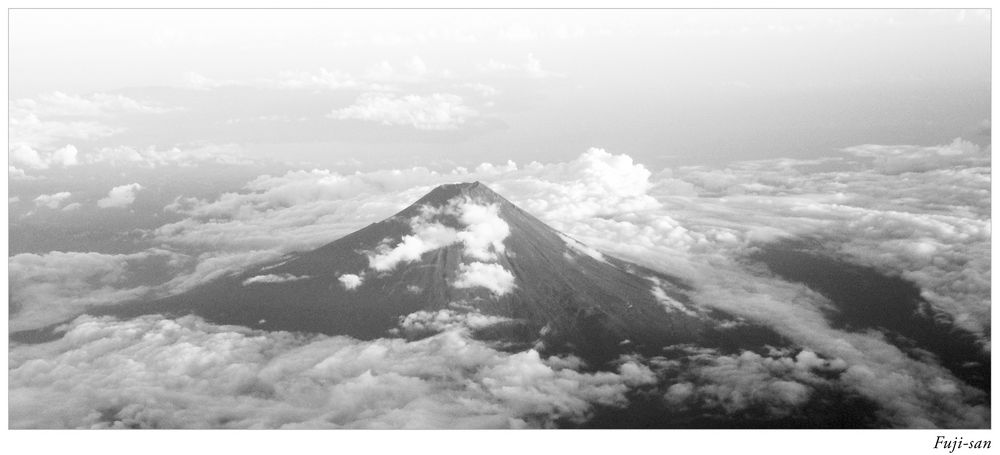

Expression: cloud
xmin=8 ymin=92 xmax=178 ymax=175
xmin=242 ymin=273 xmax=312 ymax=286
xmin=453 ymin=262 xmax=516 ymax=296
xmin=9 ymin=144 xmax=80 ymax=170
xmin=97 ymin=183 xmax=144 ymax=208
xmin=9 ymin=143 xmax=259 ymax=178
xmin=658 ymin=348 xmax=843 ymax=417
xmin=842 ymin=138 xmax=989 ymax=174
xmin=366 ymin=197 xmax=510 ymax=272
xmin=272 ymin=68 xmax=365 ymax=90
xmin=84 ymin=144 xmax=258 ymax=168
xmin=33 ymin=191 xmax=73 ymax=209
xmin=9 ymin=314 xmax=654 ymax=429
xmin=395 ymin=309 xmax=512 ymax=337
xmin=11 ymin=91 xmax=177 ymax=117
xmin=327 ymin=92 xmax=478 ymax=130
xmin=8 ymin=250 xmax=176 ymax=332
xmin=183 ymin=56 xmax=447 ymax=92
xmin=338 ymin=273 xmax=364 ymax=290
xmin=24 ymin=143 xmax=982 ymax=428
xmin=184 ymin=66 xmax=400 ymax=92
xmin=558 ymin=233 xmax=608 ymax=263
xmin=368 ymin=218 xmax=459 ymax=272
xmin=455 ymin=201 xmax=510 ymax=260
xmin=649 ymin=277 xmax=699 ymax=317
xmin=478 ymin=53 xmax=561 ymax=78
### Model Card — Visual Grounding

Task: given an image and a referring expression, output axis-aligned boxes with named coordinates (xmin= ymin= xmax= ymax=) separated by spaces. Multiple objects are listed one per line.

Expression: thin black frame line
xmin=5 ymin=7 xmax=995 ymax=10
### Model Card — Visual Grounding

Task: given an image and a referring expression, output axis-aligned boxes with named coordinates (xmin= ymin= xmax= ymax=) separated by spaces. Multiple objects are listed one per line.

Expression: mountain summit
xmin=103 ymin=182 xmax=751 ymax=361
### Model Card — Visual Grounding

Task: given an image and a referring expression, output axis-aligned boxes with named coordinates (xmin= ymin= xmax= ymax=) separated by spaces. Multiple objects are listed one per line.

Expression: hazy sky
xmin=9 ymin=9 xmax=990 ymax=169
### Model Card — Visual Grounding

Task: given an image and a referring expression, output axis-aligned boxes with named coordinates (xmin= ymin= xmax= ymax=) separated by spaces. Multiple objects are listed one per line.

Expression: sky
xmin=8 ymin=9 xmax=991 ymax=170
xmin=5 ymin=7 xmax=994 ymax=436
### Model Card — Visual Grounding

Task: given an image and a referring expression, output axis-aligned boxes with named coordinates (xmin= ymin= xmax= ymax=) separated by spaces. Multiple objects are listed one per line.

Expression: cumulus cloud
xmin=366 ymin=198 xmax=511 ymax=272
xmin=338 ymin=273 xmax=364 ymax=290
xmin=8 ymin=92 xmax=179 ymax=175
xmin=368 ymin=219 xmax=459 ymax=272
xmin=658 ymin=348 xmax=844 ymax=417
xmin=453 ymin=262 xmax=516 ymax=296
xmin=455 ymin=201 xmax=510 ymax=260
xmin=97 ymin=183 xmax=143 ymax=208
xmin=242 ymin=273 xmax=311 ymax=286
xmin=10 ymin=144 xmax=80 ymax=170
xmin=9 ymin=315 xmax=654 ymax=429
xmin=489 ymin=148 xmax=663 ymax=226
xmin=328 ymin=92 xmax=478 ymax=130
xmin=33 ymin=191 xmax=73 ymax=209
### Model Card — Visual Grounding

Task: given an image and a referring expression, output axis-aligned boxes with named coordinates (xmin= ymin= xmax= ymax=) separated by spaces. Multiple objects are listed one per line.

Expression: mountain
xmin=98 ymin=182 xmax=779 ymax=362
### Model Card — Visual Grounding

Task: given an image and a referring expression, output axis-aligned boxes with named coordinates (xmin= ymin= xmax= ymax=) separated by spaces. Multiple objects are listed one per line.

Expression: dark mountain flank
xmin=93 ymin=182 xmax=776 ymax=362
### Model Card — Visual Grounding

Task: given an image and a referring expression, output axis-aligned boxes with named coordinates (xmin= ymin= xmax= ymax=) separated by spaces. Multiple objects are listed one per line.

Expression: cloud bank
xmin=10 ymin=314 xmax=654 ymax=429
xmin=9 ymin=139 xmax=990 ymax=428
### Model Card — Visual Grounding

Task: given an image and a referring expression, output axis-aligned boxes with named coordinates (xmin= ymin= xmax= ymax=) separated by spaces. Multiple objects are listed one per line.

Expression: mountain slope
xmin=100 ymin=182 xmax=751 ymax=361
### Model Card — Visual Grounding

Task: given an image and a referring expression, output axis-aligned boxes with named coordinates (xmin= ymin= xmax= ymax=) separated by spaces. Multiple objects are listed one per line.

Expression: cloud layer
xmin=10 ymin=314 xmax=654 ymax=429
xmin=9 ymin=139 xmax=991 ymax=428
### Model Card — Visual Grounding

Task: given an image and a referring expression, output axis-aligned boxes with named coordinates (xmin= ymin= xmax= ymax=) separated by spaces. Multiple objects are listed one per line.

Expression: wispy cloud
xmin=328 ymin=92 xmax=478 ymax=130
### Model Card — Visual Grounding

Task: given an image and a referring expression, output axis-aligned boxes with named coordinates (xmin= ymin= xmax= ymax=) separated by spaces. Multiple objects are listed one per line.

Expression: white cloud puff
xmin=366 ymin=198 xmax=510 ymax=272
xmin=453 ymin=262 xmax=516 ymax=296
xmin=455 ymin=201 xmax=510 ymax=261
xmin=242 ymin=273 xmax=311 ymax=286
xmin=9 ymin=144 xmax=80 ymax=170
xmin=395 ymin=309 xmax=511 ymax=336
xmin=368 ymin=220 xmax=459 ymax=272
xmin=33 ymin=191 xmax=73 ymax=209
xmin=9 ymin=315 xmax=652 ymax=429
xmin=338 ymin=273 xmax=364 ymax=290
xmin=97 ymin=183 xmax=143 ymax=208
xmin=328 ymin=92 xmax=478 ymax=130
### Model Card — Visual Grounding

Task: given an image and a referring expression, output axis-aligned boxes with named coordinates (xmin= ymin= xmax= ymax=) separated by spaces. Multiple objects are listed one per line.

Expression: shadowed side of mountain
xmin=750 ymin=239 xmax=990 ymax=395
xmin=88 ymin=182 xmax=784 ymax=364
